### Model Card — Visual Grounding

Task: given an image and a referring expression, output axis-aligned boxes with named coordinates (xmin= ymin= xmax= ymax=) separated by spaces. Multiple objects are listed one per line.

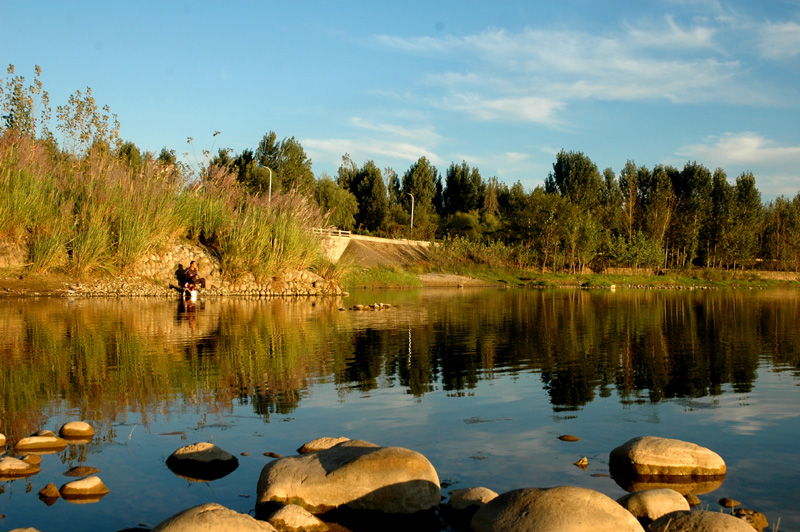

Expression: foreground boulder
xmin=649 ymin=510 xmax=755 ymax=531
xmin=610 ymin=436 xmax=726 ymax=477
xmin=470 ymin=486 xmax=645 ymax=532
xmin=446 ymin=487 xmax=499 ymax=512
xmin=616 ymin=489 xmax=689 ymax=525
xmin=166 ymin=442 xmax=239 ymax=481
xmin=257 ymin=440 xmax=440 ymax=514
xmin=152 ymin=503 xmax=277 ymax=532
xmin=0 ymin=432 xmax=6 ymax=447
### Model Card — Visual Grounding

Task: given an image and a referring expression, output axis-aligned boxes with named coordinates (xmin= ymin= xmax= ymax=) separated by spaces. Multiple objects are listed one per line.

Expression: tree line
xmin=3 ymin=64 xmax=800 ymax=274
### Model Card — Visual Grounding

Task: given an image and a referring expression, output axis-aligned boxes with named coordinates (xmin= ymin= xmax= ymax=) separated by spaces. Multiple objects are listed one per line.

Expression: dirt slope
xmin=339 ymin=239 xmax=430 ymax=268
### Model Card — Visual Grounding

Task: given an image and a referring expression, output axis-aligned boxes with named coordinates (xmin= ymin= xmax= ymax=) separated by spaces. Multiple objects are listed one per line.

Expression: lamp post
xmin=407 ymin=192 xmax=415 ymax=239
xmin=258 ymin=165 xmax=273 ymax=208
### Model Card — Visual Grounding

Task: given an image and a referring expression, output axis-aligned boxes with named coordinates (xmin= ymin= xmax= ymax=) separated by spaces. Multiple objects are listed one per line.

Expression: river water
xmin=0 ymin=288 xmax=798 ymax=531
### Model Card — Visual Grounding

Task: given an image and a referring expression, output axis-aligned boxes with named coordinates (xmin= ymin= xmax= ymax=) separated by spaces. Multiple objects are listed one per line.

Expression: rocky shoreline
xmin=0 ymin=426 xmax=771 ymax=532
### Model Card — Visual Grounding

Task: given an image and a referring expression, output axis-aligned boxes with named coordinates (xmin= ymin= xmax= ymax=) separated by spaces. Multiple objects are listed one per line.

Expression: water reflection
xmin=1 ymin=289 xmax=799 ymax=441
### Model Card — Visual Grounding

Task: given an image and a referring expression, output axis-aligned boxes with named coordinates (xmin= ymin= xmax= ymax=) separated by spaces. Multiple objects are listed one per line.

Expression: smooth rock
xmin=257 ymin=439 xmax=440 ymax=514
xmin=733 ymin=508 xmax=769 ymax=532
xmin=470 ymin=486 xmax=645 ymax=532
xmin=38 ymin=482 xmax=60 ymax=504
xmin=0 ymin=433 xmax=5 ymax=447
xmin=32 ymin=430 xmax=55 ymax=437
xmin=297 ymin=436 xmax=350 ymax=454
xmin=0 ymin=456 xmax=40 ymax=479
xmin=558 ymin=435 xmax=580 ymax=442
xmin=649 ymin=510 xmax=755 ymax=532
xmin=59 ymin=421 xmax=95 ymax=439
xmin=15 ymin=434 xmax=68 ymax=454
xmin=616 ymin=489 xmax=689 ymax=524
xmin=166 ymin=442 xmax=239 ymax=481
xmin=685 ymin=494 xmax=701 ymax=507
xmin=267 ymin=504 xmax=328 ymax=532
xmin=9 ymin=528 xmax=43 ymax=532
xmin=152 ymin=503 xmax=277 ymax=532
xmin=446 ymin=487 xmax=499 ymax=511
xmin=20 ymin=454 xmax=42 ymax=465
xmin=610 ymin=436 xmax=726 ymax=477
xmin=60 ymin=475 xmax=110 ymax=503
xmin=573 ymin=457 xmax=589 ymax=469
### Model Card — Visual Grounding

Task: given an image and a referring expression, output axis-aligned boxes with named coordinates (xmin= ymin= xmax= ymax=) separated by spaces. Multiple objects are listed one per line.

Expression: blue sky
xmin=3 ymin=0 xmax=800 ymax=199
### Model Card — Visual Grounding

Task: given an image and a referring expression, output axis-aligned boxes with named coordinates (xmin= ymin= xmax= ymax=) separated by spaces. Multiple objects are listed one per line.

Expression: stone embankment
xmin=0 ymin=238 xmax=343 ymax=298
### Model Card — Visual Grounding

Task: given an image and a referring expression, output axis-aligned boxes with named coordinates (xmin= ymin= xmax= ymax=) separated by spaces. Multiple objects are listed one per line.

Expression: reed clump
xmin=0 ymin=130 xmax=328 ymax=280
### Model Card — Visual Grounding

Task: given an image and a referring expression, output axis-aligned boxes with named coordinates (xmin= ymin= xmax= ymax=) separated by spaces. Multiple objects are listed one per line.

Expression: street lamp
xmin=407 ymin=192 xmax=415 ymax=239
xmin=258 ymin=165 xmax=273 ymax=208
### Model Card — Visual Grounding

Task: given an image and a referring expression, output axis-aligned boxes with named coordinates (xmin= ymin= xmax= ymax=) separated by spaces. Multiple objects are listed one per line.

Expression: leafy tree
xmin=727 ymin=172 xmax=762 ymax=269
xmin=668 ymin=161 xmax=712 ymax=268
xmin=618 ymin=160 xmax=639 ymax=240
xmin=254 ymin=130 xmax=315 ymax=195
xmin=640 ymin=164 xmax=675 ymax=249
xmin=545 ymin=150 xmax=604 ymax=212
xmin=349 ymin=160 xmax=389 ymax=232
xmin=401 ymin=156 xmax=440 ymax=239
xmin=443 ymin=161 xmax=484 ymax=216
xmin=117 ymin=141 xmax=143 ymax=174
xmin=315 ymin=175 xmax=358 ymax=230
xmin=156 ymin=147 xmax=178 ymax=167
xmin=705 ymin=168 xmax=733 ymax=268
xmin=444 ymin=210 xmax=482 ymax=240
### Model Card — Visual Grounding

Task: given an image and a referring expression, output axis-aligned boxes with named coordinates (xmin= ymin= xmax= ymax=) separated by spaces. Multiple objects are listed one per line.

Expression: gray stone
xmin=649 ymin=510 xmax=756 ymax=531
xmin=616 ymin=489 xmax=689 ymax=524
xmin=470 ymin=486 xmax=645 ymax=532
xmin=267 ymin=504 xmax=328 ymax=532
xmin=446 ymin=487 xmax=499 ymax=511
xmin=152 ymin=503 xmax=277 ymax=532
xmin=610 ymin=436 xmax=726 ymax=476
xmin=257 ymin=439 xmax=440 ymax=514
xmin=297 ymin=436 xmax=350 ymax=454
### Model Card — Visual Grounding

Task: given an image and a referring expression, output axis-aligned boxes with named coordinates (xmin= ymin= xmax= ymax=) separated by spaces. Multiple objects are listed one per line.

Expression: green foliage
xmin=314 ymin=175 xmax=358 ymax=230
xmin=337 ymin=157 xmax=389 ymax=231
xmin=56 ymin=86 xmax=121 ymax=155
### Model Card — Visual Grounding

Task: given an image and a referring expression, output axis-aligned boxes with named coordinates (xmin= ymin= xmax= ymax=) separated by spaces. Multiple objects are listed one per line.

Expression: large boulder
xmin=0 ymin=432 xmax=6 ymax=447
xmin=649 ymin=510 xmax=755 ymax=531
xmin=257 ymin=439 xmax=440 ymax=514
xmin=470 ymin=486 xmax=645 ymax=532
xmin=152 ymin=503 xmax=277 ymax=532
xmin=166 ymin=442 xmax=239 ymax=481
xmin=616 ymin=489 xmax=689 ymax=525
xmin=446 ymin=487 xmax=499 ymax=512
xmin=610 ymin=436 xmax=726 ymax=477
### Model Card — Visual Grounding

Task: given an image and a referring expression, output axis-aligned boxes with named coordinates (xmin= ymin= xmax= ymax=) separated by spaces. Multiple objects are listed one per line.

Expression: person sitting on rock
xmin=184 ymin=260 xmax=206 ymax=291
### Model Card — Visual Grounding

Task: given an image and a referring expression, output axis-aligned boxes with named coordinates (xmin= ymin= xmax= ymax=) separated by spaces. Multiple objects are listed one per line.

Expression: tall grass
xmin=0 ymin=131 xmax=330 ymax=280
xmin=429 ymin=236 xmax=538 ymax=271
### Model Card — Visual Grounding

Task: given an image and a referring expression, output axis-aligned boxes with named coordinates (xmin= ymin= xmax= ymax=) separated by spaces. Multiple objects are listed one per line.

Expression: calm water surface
xmin=1 ymin=288 xmax=799 ymax=531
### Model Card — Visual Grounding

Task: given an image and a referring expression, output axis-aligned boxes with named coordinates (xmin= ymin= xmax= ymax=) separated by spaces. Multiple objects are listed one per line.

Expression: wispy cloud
xmin=758 ymin=20 xmax=800 ymax=59
xmin=676 ymin=132 xmax=800 ymax=198
xmin=303 ymin=137 xmax=441 ymax=170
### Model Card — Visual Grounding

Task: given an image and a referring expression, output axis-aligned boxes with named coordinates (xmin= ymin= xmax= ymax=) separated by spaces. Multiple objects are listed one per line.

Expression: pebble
xmin=719 ymin=497 xmax=741 ymax=508
xmin=558 ymin=435 xmax=580 ymax=442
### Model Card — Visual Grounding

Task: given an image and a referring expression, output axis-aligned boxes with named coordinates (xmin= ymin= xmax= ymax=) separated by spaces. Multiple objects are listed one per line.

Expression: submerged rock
xmin=166 ymin=442 xmax=239 ymax=481
xmin=257 ymin=439 xmax=440 ymax=514
xmin=38 ymin=482 xmax=60 ymax=505
xmin=152 ymin=503 xmax=276 ymax=532
xmin=616 ymin=489 xmax=689 ymax=525
xmin=64 ymin=465 xmax=101 ymax=477
xmin=471 ymin=486 xmax=645 ymax=532
xmin=610 ymin=436 xmax=726 ymax=477
xmin=649 ymin=510 xmax=755 ymax=532
xmin=733 ymin=508 xmax=769 ymax=532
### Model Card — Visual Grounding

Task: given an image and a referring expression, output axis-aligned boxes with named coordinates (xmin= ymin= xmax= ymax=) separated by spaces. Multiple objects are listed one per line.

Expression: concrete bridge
xmin=314 ymin=229 xmax=431 ymax=267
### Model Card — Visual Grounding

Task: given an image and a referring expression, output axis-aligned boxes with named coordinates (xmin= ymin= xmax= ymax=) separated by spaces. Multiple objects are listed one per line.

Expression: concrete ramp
xmin=322 ymin=234 xmax=430 ymax=268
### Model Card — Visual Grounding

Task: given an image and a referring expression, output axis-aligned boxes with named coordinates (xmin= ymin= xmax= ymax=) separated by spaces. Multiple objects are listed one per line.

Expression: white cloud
xmin=676 ymin=132 xmax=800 ymax=198
xmin=303 ymin=137 xmax=441 ymax=169
xmin=440 ymin=93 xmax=565 ymax=124
xmin=759 ymin=20 xmax=800 ymax=59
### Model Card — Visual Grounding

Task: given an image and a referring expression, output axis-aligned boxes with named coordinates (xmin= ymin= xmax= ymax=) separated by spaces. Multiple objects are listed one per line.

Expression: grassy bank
xmin=0 ymin=132 xmax=332 ymax=280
